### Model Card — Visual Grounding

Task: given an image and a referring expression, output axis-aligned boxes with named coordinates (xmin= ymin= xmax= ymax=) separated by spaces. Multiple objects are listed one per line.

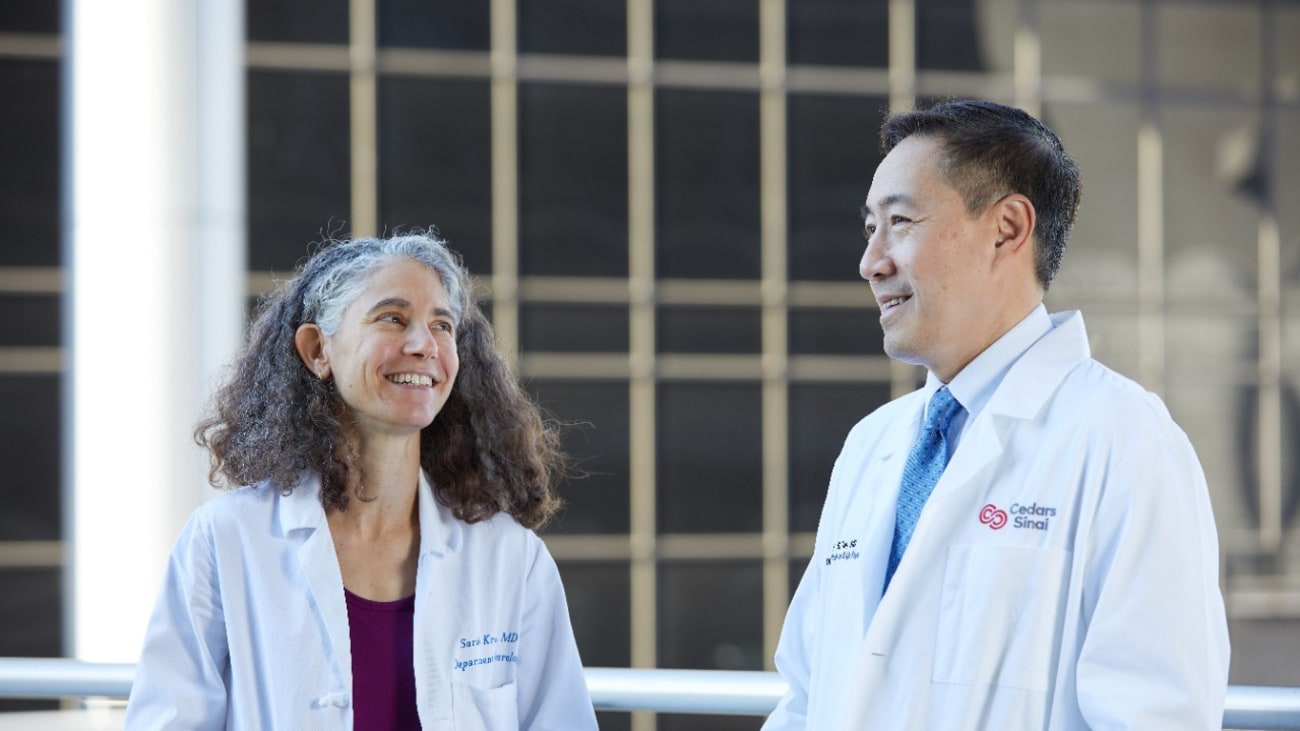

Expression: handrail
xmin=1 ymin=659 xmax=1298 ymax=729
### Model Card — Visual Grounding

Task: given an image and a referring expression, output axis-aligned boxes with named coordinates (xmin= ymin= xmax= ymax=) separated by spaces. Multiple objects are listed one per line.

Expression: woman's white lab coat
xmin=764 ymin=311 xmax=1230 ymax=730
xmin=125 ymin=471 xmax=598 ymax=730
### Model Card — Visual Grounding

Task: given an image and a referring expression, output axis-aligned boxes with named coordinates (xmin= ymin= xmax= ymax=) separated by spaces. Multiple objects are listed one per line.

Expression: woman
xmin=125 ymin=232 xmax=598 ymax=730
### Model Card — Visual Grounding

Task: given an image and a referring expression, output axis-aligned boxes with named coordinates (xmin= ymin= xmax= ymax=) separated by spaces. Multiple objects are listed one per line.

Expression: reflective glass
xmin=0 ymin=294 xmax=59 ymax=347
xmin=0 ymin=375 xmax=60 ymax=541
xmin=789 ymin=383 xmax=889 ymax=532
xmin=788 ymin=307 xmax=881 ymax=356
xmin=529 ymin=380 xmax=630 ymax=534
xmin=657 ymin=306 xmax=761 ymax=354
xmin=519 ymin=83 xmax=628 ymax=277
xmin=556 ymin=561 xmax=630 ymax=667
xmin=656 ymin=0 xmax=758 ymax=63
xmin=0 ymin=60 xmax=59 ymax=266
xmin=788 ymin=0 xmax=888 ymax=68
xmin=518 ymin=0 xmax=626 ymax=56
xmin=657 ymin=561 xmax=763 ymax=669
xmin=247 ymin=0 xmax=348 ymax=44
xmin=788 ymin=93 xmax=886 ymax=282
xmin=378 ymin=0 xmax=490 ymax=50
xmin=657 ymin=382 xmax=762 ymax=533
xmin=0 ymin=2 xmax=58 ymax=33
xmin=1041 ymin=0 xmax=1140 ymax=85
xmin=1158 ymin=1 xmax=1261 ymax=95
xmin=1044 ymin=101 xmax=1141 ymax=303
xmin=378 ymin=77 xmax=493 ymax=275
xmin=521 ymin=303 xmax=629 ymax=353
xmin=1162 ymin=106 xmax=1261 ymax=303
xmin=656 ymin=89 xmax=761 ymax=280
xmin=248 ymin=70 xmax=352 ymax=271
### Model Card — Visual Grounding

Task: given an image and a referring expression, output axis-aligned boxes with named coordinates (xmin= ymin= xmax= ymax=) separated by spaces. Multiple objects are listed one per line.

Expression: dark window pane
xmin=248 ymin=70 xmax=352 ymax=271
xmin=378 ymin=77 xmax=493 ymax=275
xmin=657 ymin=90 xmax=760 ymax=280
xmin=657 ymin=561 xmax=763 ymax=669
xmin=596 ymin=712 xmax=631 ymax=731
xmin=789 ymin=307 xmax=881 ymax=356
xmin=0 ymin=2 xmax=59 ymax=33
xmin=916 ymin=0 xmax=985 ymax=72
xmin=518 ymin=0 xmax=626 ymax=57
xmin=378 ymin=0 xmax=490 ymax=50
xmin=657 ymin=382 xmax=761 ymax=533
xmin=556 ymin=561 xmax=630 ymax=667
xmin=788 ymin=93 xmax=885 ymax=282
xmin=659 ymin=714 xmax=764 ymax=731
xmin=519 ymin=83 xmax=628 ymax=277
xmin=789 ymin=383 xmax=889 ymax=532
xmin=0 ymin=567 xmax=61 ymax=711
xmin=0 ymin=294 xmax=60 ymax=347
xmin=0 ymin=568 xmax=61 ymax=656
xmin=788 ymin=0 xmax=888 ymax=68
xmin=655 ymin=0 xmax=758 ymax=63
xmin=0 ymin=60 xmax=59 ymax=266
xmin=248 ymin=0 xmax=348 ymax=44
xmin=521 ymin=303 xmax=629 ymax=353
xmin=657 ymin=306 xmax=761 ymax=354
xmin=529 ymin=380 xmax=630 ymax=534
xmin=0 ymin=375 xmax=61 ymax=540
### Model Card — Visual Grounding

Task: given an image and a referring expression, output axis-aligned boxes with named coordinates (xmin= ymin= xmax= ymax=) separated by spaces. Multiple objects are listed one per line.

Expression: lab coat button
xmin=313 ymin=692 xmax=350 ymax=708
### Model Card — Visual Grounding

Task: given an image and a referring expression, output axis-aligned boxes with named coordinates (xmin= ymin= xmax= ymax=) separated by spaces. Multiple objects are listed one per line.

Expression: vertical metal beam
xmin=627 ymin=2 xmax=657 ymax=729
xmin=490 ymin=0 xmax=520 ymax=356
xmin=1013 ymin=0 xmax=1041 ymax=118
xmin=888 ymin=0 xmax=920 ymax=398
xmin=758 ymin=0 xmax=790 ymax=674
xmin=349 ymin=0 xmax=378 ymax=236
xmin=1137 ymin=0 xmax=1166 ymax=396
xmin=1255 ymin=0 xmax=1283 ymax=554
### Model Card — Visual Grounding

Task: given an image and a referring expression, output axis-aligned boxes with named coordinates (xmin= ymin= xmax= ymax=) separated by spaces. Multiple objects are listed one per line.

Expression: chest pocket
xmin=933 ymin=544 xmax=1070 ymax=692
xmin=451 ymin=682 xmax=519 ymax=731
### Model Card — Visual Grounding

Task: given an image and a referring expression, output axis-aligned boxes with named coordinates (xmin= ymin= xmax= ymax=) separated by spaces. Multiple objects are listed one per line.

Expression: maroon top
xmin=345 ymin=589 xmax=420 ymax=730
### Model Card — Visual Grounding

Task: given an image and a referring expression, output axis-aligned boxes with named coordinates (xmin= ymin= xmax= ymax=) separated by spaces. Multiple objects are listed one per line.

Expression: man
xmin=764 ymin=100 xmax=1230 ymax=730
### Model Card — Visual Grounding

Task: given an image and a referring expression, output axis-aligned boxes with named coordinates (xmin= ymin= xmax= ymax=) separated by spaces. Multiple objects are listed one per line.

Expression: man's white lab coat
xmin=125 ymin=471 xmax=598 ymax=730
xmin=765 ymin=311 xmax=1229 ymax=730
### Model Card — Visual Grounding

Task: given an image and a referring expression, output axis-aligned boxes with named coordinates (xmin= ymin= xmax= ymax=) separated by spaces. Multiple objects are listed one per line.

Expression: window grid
xmin=3 ymin=1 xmax=1300 ymax=718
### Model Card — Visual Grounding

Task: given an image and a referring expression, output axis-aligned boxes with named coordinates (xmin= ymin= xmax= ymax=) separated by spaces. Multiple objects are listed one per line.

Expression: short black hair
xmin=881 ymin=99 xmax=1082 ymax=290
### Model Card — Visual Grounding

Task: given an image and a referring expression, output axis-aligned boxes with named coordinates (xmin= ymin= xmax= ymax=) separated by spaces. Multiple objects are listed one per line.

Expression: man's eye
xmin=863 ymin=224 xmax=876 ymax=240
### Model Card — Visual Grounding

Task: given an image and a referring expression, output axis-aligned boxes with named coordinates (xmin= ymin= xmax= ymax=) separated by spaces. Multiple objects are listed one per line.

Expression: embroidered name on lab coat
xmin=825 ymin=538 xmax=860 ymax=566
xmin=454 ymin=631 xmax=520 ymax=671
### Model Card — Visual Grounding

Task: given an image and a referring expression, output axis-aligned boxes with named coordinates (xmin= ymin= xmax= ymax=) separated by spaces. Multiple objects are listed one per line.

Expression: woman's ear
xmin=294 ymin=323 xmax=331 ymax=380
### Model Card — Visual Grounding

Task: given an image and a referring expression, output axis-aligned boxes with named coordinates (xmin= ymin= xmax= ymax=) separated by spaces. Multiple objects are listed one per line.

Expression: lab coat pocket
xmin=933 ymin=544 xmax=1070 ymax=691
xmin=451 ymin=681 xmax=519 ymax=731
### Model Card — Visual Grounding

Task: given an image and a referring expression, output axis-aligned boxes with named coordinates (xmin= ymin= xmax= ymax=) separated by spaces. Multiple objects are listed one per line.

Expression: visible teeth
xmin=389 ymin=373 xmax=433 ymax=387
xmin=883 ymin=297 xmax=906 ymax=309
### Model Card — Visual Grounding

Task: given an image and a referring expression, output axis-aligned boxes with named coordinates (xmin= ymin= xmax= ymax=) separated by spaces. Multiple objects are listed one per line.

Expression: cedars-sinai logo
xmin=979 ymin=504 xmax=1009 ymax=530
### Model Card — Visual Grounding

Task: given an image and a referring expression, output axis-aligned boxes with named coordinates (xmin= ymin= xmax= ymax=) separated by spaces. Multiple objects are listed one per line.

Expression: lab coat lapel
xmin=413 ymin=471 xmax=460 ymax=724
xmin=280 ymin=475 xmax=352 ymax=693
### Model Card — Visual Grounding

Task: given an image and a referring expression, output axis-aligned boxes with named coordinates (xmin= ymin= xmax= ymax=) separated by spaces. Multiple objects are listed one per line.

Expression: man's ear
xmin=992 ymin=193 xmax=1036 ymax=257
xmin=294 ymin=323 xmax=331 ymax=380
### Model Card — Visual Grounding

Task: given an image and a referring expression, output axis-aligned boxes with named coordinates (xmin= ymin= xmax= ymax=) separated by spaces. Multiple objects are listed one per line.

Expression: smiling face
xmin=295 ymin=258 xmax=459 ymax=442
xmin=860 ymin=135 xmax=1028 ymax=382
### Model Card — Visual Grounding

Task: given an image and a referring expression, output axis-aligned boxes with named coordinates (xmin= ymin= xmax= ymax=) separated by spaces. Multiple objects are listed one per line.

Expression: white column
xmin=64 ymin=0 xmax=245 ymax=662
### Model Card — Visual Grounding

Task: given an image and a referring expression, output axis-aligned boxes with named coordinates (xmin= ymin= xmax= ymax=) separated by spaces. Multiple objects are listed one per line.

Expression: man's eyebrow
xmin=861 ymin=194 xmax=913 ymax=220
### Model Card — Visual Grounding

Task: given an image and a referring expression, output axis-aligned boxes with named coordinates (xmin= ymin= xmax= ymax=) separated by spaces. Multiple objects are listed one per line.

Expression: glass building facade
xmin=2 ymin=0 xmax=1299 ymax=727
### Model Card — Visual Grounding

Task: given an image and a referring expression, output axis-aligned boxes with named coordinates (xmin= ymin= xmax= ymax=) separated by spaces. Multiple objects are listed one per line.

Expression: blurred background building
xmin=1 ymin=0 xmax=1298 ymax=729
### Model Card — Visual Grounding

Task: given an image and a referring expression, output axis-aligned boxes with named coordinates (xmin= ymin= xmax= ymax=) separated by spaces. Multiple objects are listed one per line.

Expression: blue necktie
xmin=884 ymin=387 xmax=963 ymax=590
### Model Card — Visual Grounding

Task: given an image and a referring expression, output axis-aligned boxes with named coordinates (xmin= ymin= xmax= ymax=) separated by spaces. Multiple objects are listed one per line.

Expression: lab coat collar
xmin=277 ymin=470 xmax=466 ymax=557
xmin=986 ymin=309 xmax=1091 ymax=421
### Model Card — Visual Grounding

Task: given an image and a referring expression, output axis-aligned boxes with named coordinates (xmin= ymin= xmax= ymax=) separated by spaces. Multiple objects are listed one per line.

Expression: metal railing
xmin=2 ymin=659 xmax=1299 ymax=729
